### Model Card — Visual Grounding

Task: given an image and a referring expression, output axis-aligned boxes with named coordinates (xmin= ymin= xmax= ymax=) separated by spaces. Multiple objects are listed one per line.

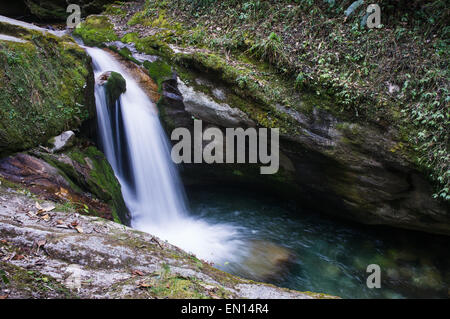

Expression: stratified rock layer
xmin=0 ymin=185 xmax=336 ymax=299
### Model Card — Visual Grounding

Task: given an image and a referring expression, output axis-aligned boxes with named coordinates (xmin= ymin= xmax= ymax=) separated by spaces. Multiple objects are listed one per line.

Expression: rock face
xmin=104 ymin=48 xmax=161 ymax=104
xmin=48 ymin=131 xmax=75 ymax=153
xmin=0 ymin=185 xmax=336 ymax=299
xmin=98 ymin=71 xmax=126 ymax=107
xmin=0 ymin=19 xmax=95 ymax=157
xmin=0 ymin=143 xmax=130 ymax=224
xmin=155 ymin=67 xmax=450 ymax=236
xmin=72 ymin=11 xmax=449 ymax=234
xmin=239 ymin=240 xmax=296 ymax=282
xmin=176 ymin=78 xmax=255 ymax=128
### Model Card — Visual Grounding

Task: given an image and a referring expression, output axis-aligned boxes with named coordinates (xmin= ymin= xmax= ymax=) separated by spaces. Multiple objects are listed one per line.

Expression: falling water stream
xmin=87 ymin=47 xmax=246 ymax=264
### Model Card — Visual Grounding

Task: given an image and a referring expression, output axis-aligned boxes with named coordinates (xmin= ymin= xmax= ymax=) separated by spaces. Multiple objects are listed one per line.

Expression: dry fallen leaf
xmin=36 ymin=204 xmax=55 ymax=215
xmin=12 ymin=254 xmax=24 ymax=261
xmin=56 ymin=220 xmax=64 ymax=225
xmin=0 ymin=295 xmax=8 ymax=300
xmin=75 ymin=226 xmax=83 ymax=233
xmin=71 ymin=221 xmax=79 ymax=227
xmin=132 ymin=270 xmax=145 ymax=276
xmin=41 ymin=214 xmax=50 ymax=221
xmin=209 ymin=292 xmax=220 ymax=299
xmin=138 ymin=282 xmax=151 ymax=288
xmin=59 ymin=187 xmax=68 ymax=196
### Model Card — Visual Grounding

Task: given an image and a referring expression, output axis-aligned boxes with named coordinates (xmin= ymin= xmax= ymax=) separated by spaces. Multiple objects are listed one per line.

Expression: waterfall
xmin=86 ymin=47 xmax=244 ymax=263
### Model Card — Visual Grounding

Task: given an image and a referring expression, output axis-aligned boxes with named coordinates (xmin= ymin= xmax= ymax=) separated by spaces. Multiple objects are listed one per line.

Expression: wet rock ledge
xmin=0 ymin=184 xmax=337 ymax=299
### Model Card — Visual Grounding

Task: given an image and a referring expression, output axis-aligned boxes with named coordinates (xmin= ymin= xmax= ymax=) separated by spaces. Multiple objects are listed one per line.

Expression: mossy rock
xmin=0 ymin=22 xmax=95 ymax=158
xmin=107 ymin=45 xmax=142 ymax=65
xmin=121 ymin=32 xmax=140 ymax=44
xmin=65 ymin=145 xmax=131 ymax=224
xmin=0 ymin=261 xmax=77 ymax=298
xmin=73 ymin=15 xmax=118 ymax=46
xmin=103 ymin=71 xmax=126 ymax=106
xmin=35 ymin=143 xmax=131 ymax=225
xmin=143 ymin=59 xmax=173 ymax=90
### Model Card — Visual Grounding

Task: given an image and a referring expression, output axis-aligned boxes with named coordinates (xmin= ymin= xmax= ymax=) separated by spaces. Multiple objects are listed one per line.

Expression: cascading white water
xmin=86 ymin=47 xmax=245 ymax=263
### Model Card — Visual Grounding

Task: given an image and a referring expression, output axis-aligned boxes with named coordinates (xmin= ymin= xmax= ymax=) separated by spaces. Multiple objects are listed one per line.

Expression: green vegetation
xmin=0 ymin=23 xmax=93 ymax=157
xmin=25 ymin=0 xmax=67 ymax=21
xmin=97 ymin=0 xmax=448 ymax=200
xmin=108 ymin=45 xmax=142 ymax=64
xmin=105 ymin=71 xmax=127 ymax=105
xmin=37 ymin=144 xmax=130 ymax=224
xmin=143 ymin=59 xmax=173 ymax=89
xmin=104 ymin=3 xmax=127 ymax=16
xmin=66 ymin=146 xmax=129 ymax=224
xmin=73 ymin=15 xmax=118 ymax=46
xmin=0 ymin=261 xmax=76 ymax=298
xmin=125 ymin=263 xmax=234 ymax=299
xmin=248 ymin=32 xmax=288 ymax=67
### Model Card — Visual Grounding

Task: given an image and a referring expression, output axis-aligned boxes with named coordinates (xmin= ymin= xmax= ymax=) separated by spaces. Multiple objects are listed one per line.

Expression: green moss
xmin=149 ymin=276 xmax=210 ymax=298
xmin=0 ymin=23 xmax=93 ymax=157
xmin=0 ymin=176 xmax=21 ymax=190
xmin=121 ymin=32 xmax=140 ymax=44
xmin=108 ymin=45 xmax=141 ymax=65
xmin=0 ymin=261 xmax=77 ymax=298
xmin=54 ymin=201 xmax=79 ymax=212
xmin=104 ymin=4 xmax=127 ymax=16
xmin=134 ymin=34 xmax=174 ymax=57
xmin=73 ymin=146 xmax=129 ymax=224
xmin=26 ymin=0 xmax=67 ymax=21
xmin=131 ymin=267 xmax=234 ymax=299
xmin=143 ymin=59 xmax=172 ymax=89
xmin=105 ymin=71 xmax=127 ymax=105
xmin=35 ymin=144 xmax=129 ymax=224
xmin=73 ymin=15 xmax=118 ymax=47
xmin=37 ymin=153 xmax=85 ymax=194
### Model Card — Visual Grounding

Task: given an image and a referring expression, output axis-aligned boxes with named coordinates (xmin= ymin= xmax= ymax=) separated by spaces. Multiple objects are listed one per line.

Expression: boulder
xmin=239 ymin=240 xmax=296 ymax=282
xmin=0 ymin=144 xmax=130 ymax=224
xmin=177 ymin=78 xmax=255 ymax=128
xmin=0 ymin=20 xmax=95 ymax=157
xmin=48 ymin=131 xmax=75 ymax=153
xmin=98 ymin=71 xmax=126 ymax=107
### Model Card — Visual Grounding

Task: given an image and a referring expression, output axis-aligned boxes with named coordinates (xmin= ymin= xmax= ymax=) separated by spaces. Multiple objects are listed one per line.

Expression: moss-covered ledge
xmin=0 ymin=140 xmax=130 ymax=225
xmin=73 ymin=15 xmax=118 ymax=46
xmin=0 ymin=21 xmax=95 ymax=158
